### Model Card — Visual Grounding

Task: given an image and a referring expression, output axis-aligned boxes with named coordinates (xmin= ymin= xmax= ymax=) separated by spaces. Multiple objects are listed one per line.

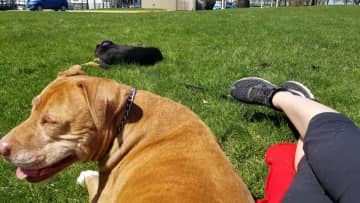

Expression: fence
xmin=252 ymin=0 xmax=357 ymax=7
xmin=0 ymin=0 xmax=16 ymax=10
xmin=69 ymin=0 xmax=140 ymax=9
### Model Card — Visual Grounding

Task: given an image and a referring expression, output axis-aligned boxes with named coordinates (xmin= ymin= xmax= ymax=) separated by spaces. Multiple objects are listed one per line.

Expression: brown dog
xmin=0 ymin=65 xmax=254 ymax=203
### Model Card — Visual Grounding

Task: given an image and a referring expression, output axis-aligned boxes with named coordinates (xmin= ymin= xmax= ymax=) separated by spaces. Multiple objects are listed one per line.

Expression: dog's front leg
xmin=77 ymin=170 xmax=99 ymax=202
xmin=82 ymin=58 xmax=104 ymax=68
xmin=82 ymin=61 xmax=101 ymax=68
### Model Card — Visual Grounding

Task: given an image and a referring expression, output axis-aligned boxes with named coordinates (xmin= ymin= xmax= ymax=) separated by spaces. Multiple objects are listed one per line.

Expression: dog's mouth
xmin=16 ymin=155 xmax=77 ymax=183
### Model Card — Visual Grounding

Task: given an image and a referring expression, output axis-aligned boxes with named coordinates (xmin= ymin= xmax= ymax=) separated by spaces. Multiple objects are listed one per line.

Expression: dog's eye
xmin=41 ymin=115 xmax=57 ymax=125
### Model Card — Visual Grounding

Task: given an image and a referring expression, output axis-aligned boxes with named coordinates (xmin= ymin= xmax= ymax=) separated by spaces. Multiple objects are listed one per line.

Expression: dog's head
xmin=0 ymin=65 xmax=132 ymax=182
xmin=95 ymin=40 xmax=116 ymax=57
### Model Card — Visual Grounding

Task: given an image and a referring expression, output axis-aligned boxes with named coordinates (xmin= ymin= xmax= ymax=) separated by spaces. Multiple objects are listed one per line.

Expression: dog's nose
xmin=0 ymin=142 xmax=11 ymax=157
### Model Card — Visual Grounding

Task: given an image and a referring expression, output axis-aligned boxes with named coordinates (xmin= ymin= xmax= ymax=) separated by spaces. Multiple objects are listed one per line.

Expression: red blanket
xmin=257 ymin=143 xmax=297 ymax=203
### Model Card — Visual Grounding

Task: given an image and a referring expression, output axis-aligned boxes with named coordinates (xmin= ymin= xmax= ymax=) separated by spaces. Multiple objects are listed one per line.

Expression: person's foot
xmin=230 ymin=77 xmax=279 ymax=108
xmin=279 ymin=81 xmax=315 ymax=99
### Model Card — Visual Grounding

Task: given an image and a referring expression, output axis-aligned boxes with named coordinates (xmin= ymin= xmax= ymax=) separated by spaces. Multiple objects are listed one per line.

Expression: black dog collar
xmin=118 ymin=88 xmax=137 ymax=133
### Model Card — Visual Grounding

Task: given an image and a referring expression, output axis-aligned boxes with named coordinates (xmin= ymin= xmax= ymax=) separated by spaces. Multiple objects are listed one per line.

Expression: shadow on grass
xmin=243 ymin=111 xmax=300 ymax=139
xmin=18 ymin=68 xmax=36 ymax=75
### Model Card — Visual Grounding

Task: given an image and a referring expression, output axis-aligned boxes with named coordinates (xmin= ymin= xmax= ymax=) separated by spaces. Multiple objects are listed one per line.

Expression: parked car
xmin=27 ymin=0 xmax=68 ymax=10
xmin=0 ymin=0 xmax=16 ymax=10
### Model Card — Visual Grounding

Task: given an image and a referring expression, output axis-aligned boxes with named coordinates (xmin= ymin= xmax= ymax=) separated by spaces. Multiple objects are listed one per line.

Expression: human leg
xmin=230 ymin=77 xmax=336 ymax=139
xmin=271 ymin=91 xmax=336 ymax=139
xmin=273 ymin=93 xmax=335 ymax=171
xmin=230 ymin=78 xmax=335 ymax=168
xmin=294 ymin=139 xmax=304 ymax=171
xmin=301 ymin=112 xmax=360 ymax=202
xmin=282 ymin=158 xmax=332 ymax=203
xmin=271 ymin=85 xmax=360 ymax=202
xmin=231 ymin=77 xmax=360 ymax=202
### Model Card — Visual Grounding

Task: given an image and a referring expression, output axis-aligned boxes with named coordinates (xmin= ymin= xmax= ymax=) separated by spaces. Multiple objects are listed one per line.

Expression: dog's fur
xmin=0 ymin=65 xmax=254 ymax=203
xmin=94 ymin=40 xmax=163 ymax=68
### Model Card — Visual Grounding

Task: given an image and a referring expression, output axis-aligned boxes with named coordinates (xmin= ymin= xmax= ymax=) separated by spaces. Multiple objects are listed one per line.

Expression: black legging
xmin=282 ymin=112 xmax=360 ymax=203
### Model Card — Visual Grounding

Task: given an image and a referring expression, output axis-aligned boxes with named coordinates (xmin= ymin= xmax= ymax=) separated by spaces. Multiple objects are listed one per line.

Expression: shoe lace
xmin=249 ymin=84 xmax=275 ymax=105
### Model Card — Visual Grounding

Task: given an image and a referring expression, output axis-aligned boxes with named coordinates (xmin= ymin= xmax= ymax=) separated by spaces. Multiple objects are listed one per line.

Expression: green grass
xmin=0 ymin=6 xmax=360 ymax=202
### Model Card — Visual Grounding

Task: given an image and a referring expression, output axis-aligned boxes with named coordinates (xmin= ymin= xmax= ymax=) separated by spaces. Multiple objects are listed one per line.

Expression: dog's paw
xmin=76 ymin=170 xmax=99 ymax=188
xmin=93 ymin=58 xmax=100 ymax=63
xmin=82 ymin=61 xmax=101 ymax=68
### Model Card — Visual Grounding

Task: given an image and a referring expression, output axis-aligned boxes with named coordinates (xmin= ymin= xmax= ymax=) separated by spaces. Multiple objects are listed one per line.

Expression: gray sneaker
xmin=230 ymin=77 xmax=279 ymax=108
xmin=280 ymin=81 xmax=315 ymax=99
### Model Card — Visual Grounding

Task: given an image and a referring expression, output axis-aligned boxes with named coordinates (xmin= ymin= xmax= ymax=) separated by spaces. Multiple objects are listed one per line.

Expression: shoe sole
xmin=281 ymin=80 xmax=314 ymax=99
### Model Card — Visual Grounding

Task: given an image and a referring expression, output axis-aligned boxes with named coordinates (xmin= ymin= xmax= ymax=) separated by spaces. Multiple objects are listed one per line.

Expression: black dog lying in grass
xmin=84 ymin=40 xmax=163 ymax=68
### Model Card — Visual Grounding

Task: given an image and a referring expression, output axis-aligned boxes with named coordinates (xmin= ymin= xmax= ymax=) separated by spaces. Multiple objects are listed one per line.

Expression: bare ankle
xmin=271 ymin=91 xmax=294 ymax=110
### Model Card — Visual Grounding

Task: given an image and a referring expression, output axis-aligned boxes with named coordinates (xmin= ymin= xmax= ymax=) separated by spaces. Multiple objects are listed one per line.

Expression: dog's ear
xmin=101 ymin=40 xmax=113 ymax=47
xmin=58 ymin=65 xmax=87 ymax=78
xmin=79 ymin=78 xmax=131 ymax=128
xmin=77 ymin=78 xmax=132 ymax=161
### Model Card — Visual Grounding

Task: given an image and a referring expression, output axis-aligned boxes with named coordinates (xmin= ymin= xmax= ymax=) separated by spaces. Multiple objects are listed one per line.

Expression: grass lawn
xmin=0 ymin=6 xmax=360 ymax=202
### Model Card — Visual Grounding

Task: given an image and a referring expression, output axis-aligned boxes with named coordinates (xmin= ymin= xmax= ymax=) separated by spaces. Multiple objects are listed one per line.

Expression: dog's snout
xmin=0 ymin=141 xmax=11 ymax=157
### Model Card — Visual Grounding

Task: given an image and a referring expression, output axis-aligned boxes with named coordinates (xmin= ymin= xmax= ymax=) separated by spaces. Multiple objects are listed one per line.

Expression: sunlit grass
xmin=0 ymin=6 xmax=359 ymax=201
